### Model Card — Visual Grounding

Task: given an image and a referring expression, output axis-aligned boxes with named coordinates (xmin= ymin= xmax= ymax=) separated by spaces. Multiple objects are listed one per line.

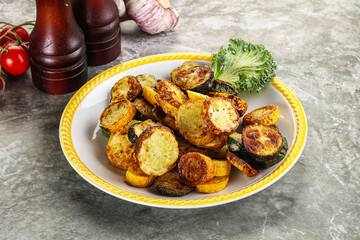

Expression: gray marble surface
xmin=0 ymin=0 xmax=359 ymax=239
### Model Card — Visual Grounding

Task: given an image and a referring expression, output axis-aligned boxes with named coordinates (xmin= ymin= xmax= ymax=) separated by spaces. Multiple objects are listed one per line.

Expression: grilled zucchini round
xmin=136 ymin=74 xmax=158 ymax=89
xmin=111 ymin=76 xmax=142 ymax=102
xmin=154 ymin=171 xmax=194 ymax=197
xmin=178 ymin=152 xmax=215 ymax=187
xmin=142 ymin=86 xmax=159 ymax=107
xmin=99 ymin=99 xmax=137 ymax=132
xmin=242 ymin=105 xmax=280 ymax=127
xmin=197 ymin=133 xmax=228 ymax=150
xmin=206 ymin=91 xmax=248 ymax=117
xmin=176 ymin=100 xmax=215 ymax=146
xmin=242 ymin=124 xmax=283 ymax=160
xmin=156 ymin=79 xmax=188 ymax=108
xmin=135 ymin=126 xmax=179 ymax=176
xmin=172 ymin=65 xmax=214 ymax=93
xmin=170 ymin=60 xmax=199 ymax=82
xmin=202 ymin=97 xmax=240 ymax=135
xmin=106 ymin=131 xmax=137 ymax=170
xmin=125 ymin=163 xmax=156 ymax=188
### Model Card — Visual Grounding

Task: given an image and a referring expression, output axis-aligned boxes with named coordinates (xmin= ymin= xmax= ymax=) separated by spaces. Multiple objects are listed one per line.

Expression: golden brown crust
xmin=125 ymin=163 xmax=155 ymax=188
xmin=202 ymin=97 xmax=240 ymax=135
xmin=133 ymin=98 xmax=154 ymax=119
xmin=178 ymin=152 xmax=215 ymax=187
xmin=242 ymin=105 xmax=280 ymax=127
xmin=212 ymin=159 xmax=232 ymax=176
xmin=195 ymin=176 xmax=229 ymax=193
xmin=106 ymin=131 xmax=137 ymax=170
xmin=111 ymin=76 xmax=142 ymax=102
xmin=99 ymin=99 xmax=137 ymax=132
xmin=197 ymin=133 xmax=228 ymax=150
xmin=152 ymin=106 xmax=179 ymax=131
xmin=170 ymin=61 xmax=199 ymax=83
xmin=226 ymin=150 xmax=259 ymax=177
xmin=156 ymin=79 xmax=188 ymax=108
xmin=155 ymin=94 xmax=179 ymax=119
xmin=176 ymin=100 xmax=215 ymax=146
xmin=173 ymin=65 xmax=212 ymax=90
xmin=176 ymin=135 xmax=209 ymax=158
xmin=242 ymin=124 xmax=283 ymax=157
xmin=135 ymin=126 xmax=179 ymax=176
xmin=206 ymin=91 xmax=248 ymax=117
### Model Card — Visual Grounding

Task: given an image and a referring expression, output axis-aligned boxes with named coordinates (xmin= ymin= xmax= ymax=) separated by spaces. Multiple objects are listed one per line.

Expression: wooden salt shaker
xmin=72 ymin=0 xmax=121 ymax=66
xmin=29 ymin=0 xmax=88 ymax=95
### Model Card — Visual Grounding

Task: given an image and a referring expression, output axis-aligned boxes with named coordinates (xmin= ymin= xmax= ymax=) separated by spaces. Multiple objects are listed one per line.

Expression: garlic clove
xmin=124 ymin=0 xmax=179 ymax=34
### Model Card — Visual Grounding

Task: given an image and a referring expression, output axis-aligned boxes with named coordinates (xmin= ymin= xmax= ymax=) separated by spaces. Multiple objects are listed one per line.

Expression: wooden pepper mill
xmin=29 ymin=0 xmax=88 ymax=95
xmin=72 ymin=0 xmax=121 ymax=66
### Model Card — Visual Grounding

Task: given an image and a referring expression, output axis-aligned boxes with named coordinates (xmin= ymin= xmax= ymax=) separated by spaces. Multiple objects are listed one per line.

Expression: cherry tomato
xmin=1 ymin=45 xmax=30 ymax=76
xmin=0 ymin=25 xmax=30 ymax=47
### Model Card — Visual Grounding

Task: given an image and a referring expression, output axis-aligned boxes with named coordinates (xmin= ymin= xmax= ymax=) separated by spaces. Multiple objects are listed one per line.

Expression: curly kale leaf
xmin=211 ymin=38 xmax=277 ymax=93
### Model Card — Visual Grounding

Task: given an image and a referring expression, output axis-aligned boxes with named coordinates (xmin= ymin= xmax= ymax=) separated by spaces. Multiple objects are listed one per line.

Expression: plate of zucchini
xmin=60 ymin=52 xmax=307 ymax=208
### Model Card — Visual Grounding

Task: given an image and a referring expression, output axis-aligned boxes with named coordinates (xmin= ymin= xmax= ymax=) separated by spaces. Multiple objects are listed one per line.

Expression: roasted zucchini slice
xmin=196 ymin=176 xmax=229 ymax=194
xmin=111 ymin=76 xmax=142 ymax=102
xmin=226 ymin=150 xmax=259 ymax=177
xmin=127 ymin=119 xmax=162 ymax=145
xmin=170 ymin=60 xmax=199 ymax=82
xmin=176 ymin=100 xmax=215 ymax=146
xmin=242 ymin=105 xmax=280 ymax=127
xmin=156 ymin=79 xmax=188 ymax=108
xmin=152 ymin=106 xmax=178 ymax=131
xmin=242 ymin=124 xmax=283 ymax=160
xmin=227 ymin=132 xmax=248 ymax=157
xmin=202 ymin=97 xmax=240 ymax=135
xmin=125 ymin=163 xmax=156 ymax=188
xmin=142 ymin=85 xmax=159 ymax=107
xmin=99 ymin=99 xmax=137 ymax=132
xmin=154 ymin=171 xmax=194 ymax=196
xmin=212 ymin=159 xmax=232 ymax=176
xmin=172 ymin=65 xmax=215 ymax=93
xmin=135 ymin=126 xmax=179 ymax=176
xmin=155 ymin=94 xmax=179 ymax=119
xmin=206 ymin=91 xmax=248 ymax=117
xmin=133 ymin=98 xmax=155 ymax=121
xmin=253 ymin=137 xmax=288 ymax=168
xmin=106 ymin=131 xmax=137 ymax=170
xmin=178 ymin=152 xmax=215 ymax=187
xmin=207 ymin=144 xmax=228 ymax=159
xmin=136 ymin=74 xmax=158 ymax=89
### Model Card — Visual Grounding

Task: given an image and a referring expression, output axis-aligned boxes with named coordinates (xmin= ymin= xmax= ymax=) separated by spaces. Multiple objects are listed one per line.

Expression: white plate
xmin=60 ymin=53 xmax=307 ymax=209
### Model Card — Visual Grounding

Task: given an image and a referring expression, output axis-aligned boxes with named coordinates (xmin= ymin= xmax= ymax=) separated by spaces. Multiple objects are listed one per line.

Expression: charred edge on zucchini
xmin=209 ymin=79 xmax=239 ymax=96
xmin=206 ymin=91 xmax=248 ymax=117
xmin=226 ymin=150 xmax=259 ymax=177
xmin=242 ymin=105 xmax=280 ymax=127
xmin=253 ymin=137 xmax=288 ymax=169
xmin=176 ymin=135 xmax=209 ymax=158
xmin=154 ymin=171 xmax=194 ymax=196
xmin=172 ymin=65 xmax=215 ymax=93
xmin=171 ymin=61 xmax=200 ymax=83
xmin=197 ymin=133 xmax=228 ymax=150
xmin=99 ymin=99 xmax=137 ymax=133
xmin=242 ymin=124 xmax=283 ymax=160
xmin=136 ymin=74 xmax=158 ymax=89
xmin=156 ymin=79 xmax=188 ymax=108
xmin=106 ymin=131 xmax=137 ymax=170
xmin=178 ymin=152 xmax=215 ymax=187
xmin=176 ymin=100 xmax=215 ymax=146
xmin=202 ymin=97 xmax=240 ymax=135
xmin=111 ymin=76 xmax=142 ymax=102
xmin=127 ymin=119 xmax=161 ymax=145
xmin=135 ymin=126 xmax=179 ymax=176
xmin=152 ymin=106 xmax=178 ymax=131
xmin=134 ymin=98 xmax=155 ymax=121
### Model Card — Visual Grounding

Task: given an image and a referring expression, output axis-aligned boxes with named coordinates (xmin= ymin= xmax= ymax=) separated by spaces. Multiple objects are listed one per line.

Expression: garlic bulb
xmin=121 ymin=0 xmax=179 ymax=34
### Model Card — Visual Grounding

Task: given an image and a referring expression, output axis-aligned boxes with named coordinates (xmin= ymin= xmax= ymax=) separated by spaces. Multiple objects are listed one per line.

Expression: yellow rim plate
xmin=59 ymin=52 xmax=307 ymax=208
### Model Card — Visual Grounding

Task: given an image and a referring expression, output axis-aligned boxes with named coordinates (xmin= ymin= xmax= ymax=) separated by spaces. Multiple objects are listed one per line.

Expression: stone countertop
xmin=0 ymin=0 xmax=359 ymax=239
